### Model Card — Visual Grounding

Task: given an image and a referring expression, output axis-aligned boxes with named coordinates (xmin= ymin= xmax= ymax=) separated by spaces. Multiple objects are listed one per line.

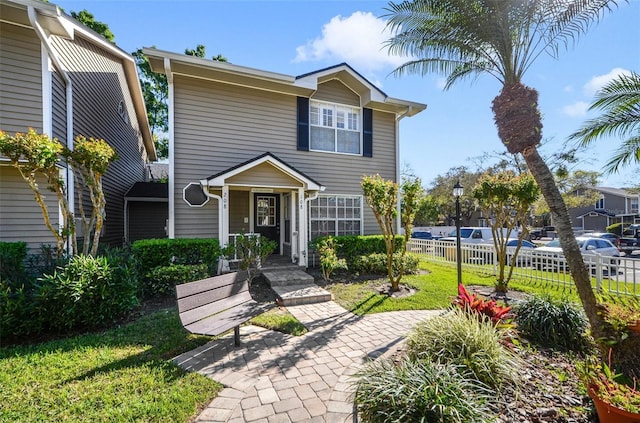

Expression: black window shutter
xmin=297 ymin=97 xmax=310 ymax=151
xmin=363 ymin=107 xmax=373 ymax=157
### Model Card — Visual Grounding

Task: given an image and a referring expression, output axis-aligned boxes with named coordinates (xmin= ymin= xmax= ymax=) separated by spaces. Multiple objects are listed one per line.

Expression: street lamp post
xmin=453 ymin=181 xmax=464 ymax=285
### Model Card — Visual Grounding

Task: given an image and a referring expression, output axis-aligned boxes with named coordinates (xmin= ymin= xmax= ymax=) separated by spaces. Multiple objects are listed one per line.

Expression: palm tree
xmin=569 ymin=71 xmax=640 ymax=173
xmin=384 ymin=0 xmax=637 ymax=373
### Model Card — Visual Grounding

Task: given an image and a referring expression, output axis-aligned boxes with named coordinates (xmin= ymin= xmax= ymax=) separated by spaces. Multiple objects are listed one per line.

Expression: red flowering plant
xmin=454 ymin=284 xmax=512 ymax=324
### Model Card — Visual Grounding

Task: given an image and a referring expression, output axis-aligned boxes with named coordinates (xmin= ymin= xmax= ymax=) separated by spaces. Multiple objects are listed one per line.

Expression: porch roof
xmin=200 ymin=152 xmax=324 ymax=191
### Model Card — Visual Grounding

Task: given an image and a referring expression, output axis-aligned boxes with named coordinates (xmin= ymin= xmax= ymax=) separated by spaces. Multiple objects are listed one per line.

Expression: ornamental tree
xmin=0 ymin=129 xmax=116 ymax=257
xmin=362 ymin=174 xmax=422 ymax=291
xmin=472 ymin=171 xmax=540 ymax=292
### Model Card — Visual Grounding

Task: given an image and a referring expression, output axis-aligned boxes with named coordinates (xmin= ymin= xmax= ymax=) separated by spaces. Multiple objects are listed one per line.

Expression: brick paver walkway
xmin=173 ymin=301 xmax=441 ymax=423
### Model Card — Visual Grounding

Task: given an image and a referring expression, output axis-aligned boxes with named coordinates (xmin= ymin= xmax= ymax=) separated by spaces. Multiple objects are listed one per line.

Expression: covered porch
xmin=193 ymin=153 xmax=323 ymax=267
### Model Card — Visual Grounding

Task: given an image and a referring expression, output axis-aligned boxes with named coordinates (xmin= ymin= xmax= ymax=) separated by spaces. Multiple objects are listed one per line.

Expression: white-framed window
xmin=631 ymin=198 xmax=639 ymax=213
xmin=309 ymin=195 xmax=363 ymax=239
xmin=310 ymin=100 xmax=361 ymax=154
xmin=595 ymin=196 xmax=605 ymax=209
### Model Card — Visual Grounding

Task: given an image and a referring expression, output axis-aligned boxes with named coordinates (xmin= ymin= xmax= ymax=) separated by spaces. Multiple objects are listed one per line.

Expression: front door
xmin=254 ymin=193 xmax=280 ymax=254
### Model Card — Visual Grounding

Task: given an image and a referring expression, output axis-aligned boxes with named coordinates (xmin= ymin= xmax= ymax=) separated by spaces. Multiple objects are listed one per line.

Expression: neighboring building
xmin=143 ymin=48 xmax=426 ymax=267
xmin=0 ymin=0 xmax=155 ymax=250
xmin=569 ymin=186 xmax=640 ymax=231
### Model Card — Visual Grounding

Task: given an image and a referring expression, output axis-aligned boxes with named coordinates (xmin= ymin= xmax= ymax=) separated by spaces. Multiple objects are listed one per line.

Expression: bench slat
xmin=185 ymin=301 xmax=266 ymax=336
xmin=177 ymin=279 xmax=250 ymax=314
xmin=179 ymin=291 xmax=254 ymax=327
xmin=176 ymin=271 xmax=248 ymax=300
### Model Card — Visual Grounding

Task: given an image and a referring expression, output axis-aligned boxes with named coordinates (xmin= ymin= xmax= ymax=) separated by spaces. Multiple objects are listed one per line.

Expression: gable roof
xmin=142 ymin=48 xmax=426 ymax=117
xmin=590 ymin=186 xmax=637 ymax=198
xmin=202 ymin=152 xmax=323 ymax=191
xmin=2 ymin=0 xmax=156 ymax=161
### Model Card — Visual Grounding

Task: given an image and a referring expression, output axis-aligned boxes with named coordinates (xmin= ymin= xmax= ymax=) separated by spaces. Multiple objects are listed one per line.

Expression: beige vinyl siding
xmin=0 ymin=166 xmax=58 ymax=249
xmin=0 ymin=22 xmax=42 ymax=133
xmin=229 ymin=191 xmax=250 ymax=234
xmin=173 ymin=76 xmax=397 ymax=238
xmin=227 ymin=163 xmax=304 ymax=188
xmin=312 ymin=80 xmax=360 ymax=106
xmin=49 ymin=35 xmax=147 ymax=245
xmin=51 ymin=70 xmax=67 ymax=140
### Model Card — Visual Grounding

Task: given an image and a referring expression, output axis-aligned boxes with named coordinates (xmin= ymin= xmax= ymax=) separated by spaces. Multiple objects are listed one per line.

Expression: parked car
xmin=412 ymin=231 xmax=433 ymax=240
xmin=529 ymin=226 xmax=556 ymax=240
xmin=531 ymin=236 xmax=620 ymax=272
xmin=590 ymin=232 xmax=620 ymax=248
xmin=506 ymin=239 xmax=537 ymax=266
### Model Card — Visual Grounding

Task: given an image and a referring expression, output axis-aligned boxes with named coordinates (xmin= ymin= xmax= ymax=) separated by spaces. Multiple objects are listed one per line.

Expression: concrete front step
xmin=271 ymin=284 xmax=333 ymax=306
xmin=261 ymin=269 xmax=315 ymax=287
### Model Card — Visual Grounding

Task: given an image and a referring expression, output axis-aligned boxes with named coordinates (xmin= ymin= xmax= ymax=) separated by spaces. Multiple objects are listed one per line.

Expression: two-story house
xmin=143 ymin=48 xmax=426 ymax=267
xmin=569 ymin=186 xmax=640 ymax=231
xmin=0 ymin=0 xmax=155 ymax=249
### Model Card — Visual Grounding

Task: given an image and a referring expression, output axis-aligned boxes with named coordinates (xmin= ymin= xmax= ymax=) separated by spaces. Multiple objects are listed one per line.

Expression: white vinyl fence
xmin=408 ymin=239 xmax=640 ymax=298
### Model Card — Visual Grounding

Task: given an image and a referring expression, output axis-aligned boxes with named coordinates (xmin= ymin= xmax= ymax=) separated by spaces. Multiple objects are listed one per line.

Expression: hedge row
xmin=131 ymin=238 xmax=221 ymax=274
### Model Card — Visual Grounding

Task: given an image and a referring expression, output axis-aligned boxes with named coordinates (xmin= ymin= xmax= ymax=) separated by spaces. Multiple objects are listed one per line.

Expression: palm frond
xmin=604 ymin=135 xmax=640 ymax=174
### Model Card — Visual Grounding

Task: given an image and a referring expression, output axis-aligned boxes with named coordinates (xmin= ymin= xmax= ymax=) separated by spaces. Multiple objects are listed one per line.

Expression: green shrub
xmin=38 ymin=254 xmax=139 ymax=331
xmin=407 ymin=308 xmax=520 ymax=388
xmin=317 ymin=236 xmax=347 ymax=281
xmin=145 ymin=264 xmax=209 ymax=297
xmin=0 ymin=280 xmax=42 ymax=338
xmin=606 ymin=222 xmax=624 ymax=236
xmin=350 ymin=252 xmax=418 ymax=275
xmin=0 ymin=241 xmax=28 ymax=284
xmin=312 ymin=235 xmax=403 ymax=257
xmin=354 ymin=358 xmax=494 ymax=423
xmin=131 ymin=238 xmax=220 ymax=275
xmin=514 ymin=295 xmax=590 ymax=352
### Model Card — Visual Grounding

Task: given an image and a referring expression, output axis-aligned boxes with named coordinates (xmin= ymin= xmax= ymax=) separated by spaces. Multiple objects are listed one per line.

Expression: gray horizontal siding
xmin=0 ymin=166 xmax=58 ymax=249
xmin=0 ymin=22 xmax=43 ymax=133
xmin=313 ymin=79 xmax=360 ymax=106
xmin=173 ymin=75 xmax=398 ymax=238
xmin=50 ymin=34 xmax=147 ymax=245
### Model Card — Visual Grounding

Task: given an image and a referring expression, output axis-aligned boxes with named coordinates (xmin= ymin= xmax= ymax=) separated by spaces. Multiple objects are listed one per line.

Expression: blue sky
xmin=56 ymin=0 xmax=640 ymax=188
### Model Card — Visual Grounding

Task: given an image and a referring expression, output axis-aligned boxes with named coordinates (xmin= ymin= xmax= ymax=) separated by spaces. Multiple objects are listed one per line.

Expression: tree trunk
xmin=492 ymin=83 xmax=640 ymax=376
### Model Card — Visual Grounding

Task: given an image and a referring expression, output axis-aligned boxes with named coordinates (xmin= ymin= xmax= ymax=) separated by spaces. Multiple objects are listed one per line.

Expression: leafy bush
xmin=312 ymin=235 xmax=403 ymax=258
xmin=407 ymin=308 xmax=520 ymax=388
xmin=606 ymin=222 xmax=624 ymax=236
xmin=38 ymin=254 xmax=139 ymax=331
xmin=317 ymin=236 xmax=347 ymax=281
xmin=514 ymin=295 xmax=590 ymax=352
xmin=354 ymin=358 xmax=494 ymax=423
xmin=0 ymin=279 xmax=42 ymax=338
xmin=350 ymin=252 xmax=418 ymax=275
xmin=0 ymin=241 xmax=28 ymax=284
xmin=145 ymin=264 xmax=209 ymax=297
xmin=131 ymin=238 xmax=220 ymax=275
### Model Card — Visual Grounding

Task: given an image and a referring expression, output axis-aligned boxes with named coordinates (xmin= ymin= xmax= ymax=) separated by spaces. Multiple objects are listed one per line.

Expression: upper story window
xmin=631 ymin=198 xmax=639 ymax=213
xmin=595 ymin=196 xmax=605 ymax=210
xmin=309 ymin=100 xmax=361 ymax=154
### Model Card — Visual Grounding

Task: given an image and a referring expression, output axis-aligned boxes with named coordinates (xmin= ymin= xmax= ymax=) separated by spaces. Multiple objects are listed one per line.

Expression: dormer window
xmin=309 ymin=100 xmax=360 ymax=154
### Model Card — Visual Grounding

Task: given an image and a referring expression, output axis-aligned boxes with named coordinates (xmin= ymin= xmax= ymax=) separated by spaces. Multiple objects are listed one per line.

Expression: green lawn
xmin=327 ymin=260 xmax=584 ymax=315
xmin=0 ymin=260 xmax=595 ymax=422
xmin=0 ymin=308 xmax=220 ymax=423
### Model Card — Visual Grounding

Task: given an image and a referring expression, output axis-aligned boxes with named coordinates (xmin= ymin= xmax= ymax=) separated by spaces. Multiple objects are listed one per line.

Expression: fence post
xmin=595 ymin=252 xmax=603 ymax=292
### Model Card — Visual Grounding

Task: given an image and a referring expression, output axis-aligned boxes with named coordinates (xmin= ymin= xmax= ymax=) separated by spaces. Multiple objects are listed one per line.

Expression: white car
xmin=531 ymin=237 xmax=620 ymax=272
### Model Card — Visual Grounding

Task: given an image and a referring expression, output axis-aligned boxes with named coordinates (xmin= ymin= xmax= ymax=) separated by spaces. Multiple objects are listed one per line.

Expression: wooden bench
xmin=175 ymin=271 xmax=267 ymax=346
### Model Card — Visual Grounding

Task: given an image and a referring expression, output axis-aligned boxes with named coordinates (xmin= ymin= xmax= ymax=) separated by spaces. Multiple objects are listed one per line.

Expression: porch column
xmin=290 ymin=190 xmax=297 ymax=263
xmin=221 ymin=185 xmax=229 ymax=246
xmin=298 ymin=187 xmax=307 ymax=267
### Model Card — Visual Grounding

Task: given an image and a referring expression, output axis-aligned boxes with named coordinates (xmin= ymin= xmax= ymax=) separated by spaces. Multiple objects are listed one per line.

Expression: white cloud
xmin=562 ymin=101 xmax=589 ymax=117
xmin=293 ymin=11 xmax=409 ymax=73
xmin=583 ymin=67 xmax=631 ymax=97
xmin=436 ymin=77 xmax=447 ymax=90
xmin=563 ymin=85 xmax=573 ymax=93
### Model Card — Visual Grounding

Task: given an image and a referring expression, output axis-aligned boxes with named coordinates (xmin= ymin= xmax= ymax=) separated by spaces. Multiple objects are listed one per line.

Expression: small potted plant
xmin=578 ymin=355 xmax=640 ymax=423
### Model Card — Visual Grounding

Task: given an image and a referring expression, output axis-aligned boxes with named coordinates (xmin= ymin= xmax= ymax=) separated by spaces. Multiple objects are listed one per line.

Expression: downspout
xmin=28 ymin=6 xmax=75 ymax=251
xmin=201 ymin=184 xmax=224 ymax=245
xmin=165 ymin=58 xmax=175 ymax=238
xmin=395 ymin=106 xmax=412 ymax=234
xmin=303 ymin=189 xmax=322 ymax=266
